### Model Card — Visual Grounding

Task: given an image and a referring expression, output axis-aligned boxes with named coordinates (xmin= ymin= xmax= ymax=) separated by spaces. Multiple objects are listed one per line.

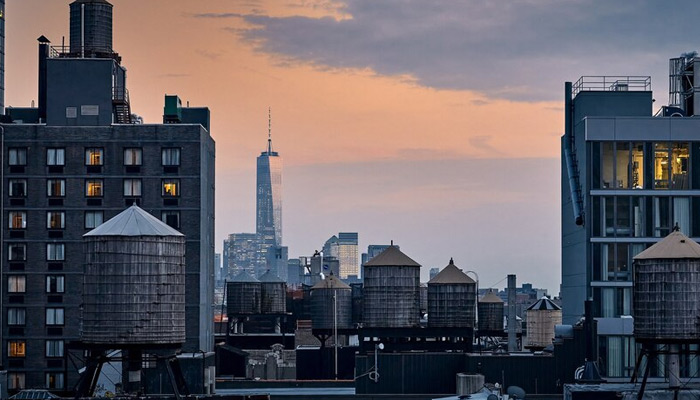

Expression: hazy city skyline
xmin=7 ymin=1 xmax=699 ymax=292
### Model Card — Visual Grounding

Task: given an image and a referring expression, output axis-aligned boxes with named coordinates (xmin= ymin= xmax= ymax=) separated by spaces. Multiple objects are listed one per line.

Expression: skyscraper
xmin=338 ymin=232 xmax=359 ymax=278
xmin=256 ymin=109 xmax=282 ymax=251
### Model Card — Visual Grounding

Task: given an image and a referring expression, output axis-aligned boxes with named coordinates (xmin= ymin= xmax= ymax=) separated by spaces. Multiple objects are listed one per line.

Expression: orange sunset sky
xmin=6 ymin=0 xmax=694 ymax=292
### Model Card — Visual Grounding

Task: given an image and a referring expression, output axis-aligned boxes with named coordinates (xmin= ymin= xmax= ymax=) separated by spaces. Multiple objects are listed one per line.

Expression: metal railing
xmin=113 ymin=86 xmax=129 ymax=103
xmin=49 ymin=45 xmax=120 ymax=62
xmin=572 ymin=76 xmax=651 ymax=97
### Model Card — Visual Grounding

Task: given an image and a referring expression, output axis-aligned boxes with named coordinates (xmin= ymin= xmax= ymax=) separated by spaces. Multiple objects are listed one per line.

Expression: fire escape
xmin=113 ymin=86 xmax=132 ymax=124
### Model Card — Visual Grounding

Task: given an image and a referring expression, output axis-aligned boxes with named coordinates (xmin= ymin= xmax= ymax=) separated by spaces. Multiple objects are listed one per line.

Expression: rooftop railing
xmin=572 ymin=76 xmax=651 ymax=97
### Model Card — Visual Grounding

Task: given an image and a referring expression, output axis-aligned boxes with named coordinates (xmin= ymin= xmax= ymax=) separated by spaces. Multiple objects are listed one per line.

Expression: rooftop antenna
xmin=267 ymin=106 xmax=272 ymax=154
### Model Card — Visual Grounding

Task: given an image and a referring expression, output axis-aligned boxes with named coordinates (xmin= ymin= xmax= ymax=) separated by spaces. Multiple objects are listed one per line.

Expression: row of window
xmin=8 ymin=372 xmax=64 ymax=390
xmin=8 ymin=210 xmax=181 ymax=230
xmin=8 ymin=340 xmax=64 ymax=358
xmin=8 ymin=276 xmax=64 ymax=293
xmin=592 ymin=196 xmax=699 ymax=238
xmin=9 ymin=147 xmax=181 ymax=167
xmin=7 ymin=307 xmax=64 ymax=326
xmin=9 ymin=178 xmax=181 ymax=198
xmin=595 ymin=141 xmax=692 ymax=190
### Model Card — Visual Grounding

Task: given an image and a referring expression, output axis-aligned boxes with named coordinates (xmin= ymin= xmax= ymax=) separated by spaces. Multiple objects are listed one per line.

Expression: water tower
xmin=78 ymin=205 xmax=188 ymax=397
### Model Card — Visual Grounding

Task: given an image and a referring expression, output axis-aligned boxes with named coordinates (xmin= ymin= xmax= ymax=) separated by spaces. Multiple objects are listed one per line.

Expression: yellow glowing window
xmin=9 ymin=212 xmax=26 ymax=229
xmin=9 ymin=341 xmax=25 ymax=358
xmin=85 ymin=148 xmax=103 ymax=166
xmin=162 ymin=180 xmax=180 ymax=197
xmin=86 ymin=180 xmax=103 ymax=197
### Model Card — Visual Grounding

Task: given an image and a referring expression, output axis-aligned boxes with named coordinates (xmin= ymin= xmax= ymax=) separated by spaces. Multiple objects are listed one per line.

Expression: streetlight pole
xmin=1 ymin=124 xmax=4 ymax=362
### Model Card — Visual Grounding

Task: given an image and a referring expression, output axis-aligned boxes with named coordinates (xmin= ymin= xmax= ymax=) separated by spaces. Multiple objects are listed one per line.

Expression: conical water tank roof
xmin=526 ymin=297 xmax=561 ymax=311
xmin=84 ymin=204 xmax=183 ymax=237
xmin=428 ymin=258 xmax=475 ymax=284
xmin=311 ymin=273 xmax=350 ymax=290
xmin=363 ymin=245 xmax=420 ymax=267
xmin=232 ymin=270 xmax=259 ymax=283
xmin=259 ymin=270 xmax=284 ymax=283
xmin=634 ymin=230 xmax=700 ymax=260
xmin=479 ymin=291 xmax=503 ymax=303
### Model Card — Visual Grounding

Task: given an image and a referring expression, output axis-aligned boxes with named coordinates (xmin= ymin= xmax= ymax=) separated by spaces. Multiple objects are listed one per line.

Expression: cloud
xmin=159 ymin=73 xmax=190 ymax=78
xmin=196 ymin=49 xmax=223 ymax=61
xmin=228 ymin=0 xmax=700 ymax=101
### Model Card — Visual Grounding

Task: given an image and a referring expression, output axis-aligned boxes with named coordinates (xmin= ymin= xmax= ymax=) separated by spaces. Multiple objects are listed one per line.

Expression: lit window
xmin=46 ymin=276 xmax=65 ymax=293
xmin=9 ymin=212 xmax=26 ymax=229
xmin=46 ymin=148 xmax=65 ymax=166
xmin=46 ymin=340 xmax=64 ymax=357
xmin=47 ymin=212 xmax=65 ymax=229
xmin=9 ymin=148 xmax=27 ymax=166
xmin=8 ymin=244 xmax=26 ymax=261
xmin=85 ymin=148 xmax=103 ymax=166
xmin=162 ymin=148 xmax=181 ymax=166
xmin=46 ymin=308 xmax=64 ymax=325
xmin=46 ymin=244 xmax=65 ymax=261
xmin=85 ymin=211 xmax=104 ymax=229
xmin=47 ymin=179 xmax=65 ymax=197
xmin=162 ymin=180 xmax=180 ymax=197
xmin=46 ymin=372 xmax=64 ymax=389
xmin=8 ymin=341 xmax=26 ymax=358
xmin=9 ymin=373 xmax=25 ymax=390
xmin=9 ymin=179 xmax=26 ymax=197
xmin=86 ymin=180 xmax=103 ymax=197
xmin=8 ymin=308 xmax=26 ymax=325
xmin=123 ymin=179 xmax=142 ymax=196
xmin=161 ymin=211 xmax=180 ymax=229
xmin=8 ymin=276 xmax=26 ymax=293
xmin=124 ymin=148 xmax=142 ymax=166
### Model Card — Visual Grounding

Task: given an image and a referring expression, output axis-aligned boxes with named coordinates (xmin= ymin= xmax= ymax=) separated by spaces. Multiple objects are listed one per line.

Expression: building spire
xmin=267 ymin=106 xmax=272 ymax=154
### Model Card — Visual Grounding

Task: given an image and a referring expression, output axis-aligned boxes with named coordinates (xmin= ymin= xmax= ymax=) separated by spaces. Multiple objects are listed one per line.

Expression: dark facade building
xmin=0 ymin=0 xmax=5 ymax=113
xmin=0 ymin=0 xmax=215 ymax=393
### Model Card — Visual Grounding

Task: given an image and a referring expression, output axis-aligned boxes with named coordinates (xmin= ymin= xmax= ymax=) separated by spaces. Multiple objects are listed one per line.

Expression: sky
xmin=6 ymin=0 xmax=700 ymax=294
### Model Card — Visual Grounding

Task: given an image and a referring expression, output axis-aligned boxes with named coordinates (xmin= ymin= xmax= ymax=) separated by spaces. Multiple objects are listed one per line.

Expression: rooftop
xmin=84 ymin=204 xmax=183 ymax=237
xmin=572 ymin=76 xmax=651 ymax=97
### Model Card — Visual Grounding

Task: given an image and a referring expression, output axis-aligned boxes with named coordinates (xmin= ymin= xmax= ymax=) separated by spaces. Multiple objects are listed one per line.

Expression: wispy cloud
xmin=196 ymin=49 xmax=223 ymax=61
xmin=226 ymin=0 xmax=698 ymax=101
xmin=159 ymin=73 xmax=190 ymax=78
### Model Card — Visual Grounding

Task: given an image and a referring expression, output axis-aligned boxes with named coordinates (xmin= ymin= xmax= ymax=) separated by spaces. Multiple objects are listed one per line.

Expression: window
xmin=46 ymin=308 xmax=64 ymax=325
xmin=46 ymin=244 xmax=65 ymax=261
xmin=631 ymin=143 xmax=644 ymax=189
xmin=9 ymin=212 xmax=26 ymax=229
xmin=654 ymin=143 xmax=670 ymax=189
xmin=124 ymin=148 xmax=142 ymax=166
xmin=8 ymin=341 xmax=26 ymax=358
xmin=162 ymin=148 xmax=181 ymax=166
xmin=85 ymin=211 xmax=104 ymax=229
xmin=47 ymin=212 xmax=65 ymax=229
xmin=46 ymin=340 xmax=64 ymax=357
xmin=46 ymin=148 xmax=65 ymax=166
xmin=9 ymin=179 xmax=26 ymax=197
xmin=86 ymin=180 xmax=103 ymax=197
xmin=162 ymin=211 xmax=180 ymax=229
xmin=8 ymin=276 xmax=26 ymax=293
xmin=598 ymin=336 xmax=636 ymax=378
xmin=123 ymin=179 xmax=142 ymax=196
xmin=46 ymin=276 xmax=65 ymax=293
xmin=9 ymin=373 xmax=25 ymax=390
xmin=85 ymin=148 xmax=103 ymax=165
xmin=47 ymin=179 xmax=65 ymax=197
xmin=8 ymin=244 xmax=26 ymax=261
xmin=46 ymin=373 xmax=65 ymax=390
xmin=672 ymin=143 xmax=690 ymax=189
xmin=162 ymin=180 xmax=180 ymax=197
xmin=8 ymin=308 xmax=26 ymax=325
xmin=9 ymin=148 xmax=27 ymax=166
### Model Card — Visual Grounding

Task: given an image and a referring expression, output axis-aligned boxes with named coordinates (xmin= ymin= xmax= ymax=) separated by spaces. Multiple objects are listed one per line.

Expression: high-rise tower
xmin=256 ymin=108 xmax=282 ymax=248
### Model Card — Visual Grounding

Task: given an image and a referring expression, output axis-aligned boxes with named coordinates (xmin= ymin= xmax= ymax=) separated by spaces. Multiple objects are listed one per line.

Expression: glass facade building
xmin=562 ymin=71 xmax=700 ymax=379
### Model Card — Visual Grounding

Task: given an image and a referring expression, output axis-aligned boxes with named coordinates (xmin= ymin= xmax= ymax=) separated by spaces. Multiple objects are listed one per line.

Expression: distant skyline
xmin=7 ymin=1 xmax=700 ymax=293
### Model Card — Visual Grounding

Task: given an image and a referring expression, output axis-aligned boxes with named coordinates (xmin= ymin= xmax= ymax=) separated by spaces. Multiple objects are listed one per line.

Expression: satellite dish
xmin=506 ymin=386 xmax=526 ymax=399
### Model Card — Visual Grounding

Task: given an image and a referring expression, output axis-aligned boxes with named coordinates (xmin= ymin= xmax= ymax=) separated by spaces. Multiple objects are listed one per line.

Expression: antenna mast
xmin=267 ymin=107 xmax=272 ymax=153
